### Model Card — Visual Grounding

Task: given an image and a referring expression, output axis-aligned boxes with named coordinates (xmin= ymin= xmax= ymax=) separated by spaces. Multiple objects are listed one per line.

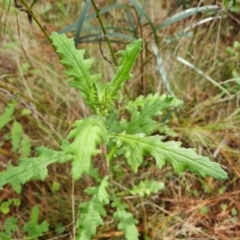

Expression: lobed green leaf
xmin=20 ymin=136 xmax=31 ymax=157
xmin=112 ymin=133 xmax=228 ymax=179
xmin=0 ymin=146 xmax=73 ymax=190
xmin=121 ymin=133 xmax=146 ymax=172
xmin=0 ymin=103 xmax=15 ymax=130
xmin=84 ymin=176 xmax=110 ymax=204
xmin=130 ymin=180 xmax=165 ymax=197
xmin=50 ymin=32 xmax=101 ymax=112
xmin=10 ymin=120 xmax=23 ymax=153
xmin=102 ymin=38 xmax=142 ymax=105
xmin=66 ymin=116 xmax=107 ymax=180
xmin=23 ymin=205 xmax=49 ymax=237
xmin=2 ymin=216 xmax=18 ymax=236
xmin=112 ymin=199 xmax=139 ymax=240
xmin=77 ymin=177 xmax=109 ymax=240
xmin=122 ymin=94 xmax=183 ymax=135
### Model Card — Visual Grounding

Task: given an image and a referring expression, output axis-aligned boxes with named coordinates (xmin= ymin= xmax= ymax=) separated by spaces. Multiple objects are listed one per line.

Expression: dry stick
xmin=214 ymin=11 xmax=223 ymax=62
xmin=99 ymin=35 xmax=112 ymax=65
xmin=71 ymin=178 xmax=76 ymax=240
xmin=14 ymin=9 xmax=33 ymax=68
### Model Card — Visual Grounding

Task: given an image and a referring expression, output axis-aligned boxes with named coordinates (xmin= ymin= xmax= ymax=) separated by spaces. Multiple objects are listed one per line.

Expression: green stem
xmin=107 ymin=144 xmax=119 ymax=175
xmin=91 ymin=0 xmax=131 ymax=99
xmin=91 ymin=0 xmax=118 ymax=66
xmin=19 ymin=0 xmax=52 ymax=45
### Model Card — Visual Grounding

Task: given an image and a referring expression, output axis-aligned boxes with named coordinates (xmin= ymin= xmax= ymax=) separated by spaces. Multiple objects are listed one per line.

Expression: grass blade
xmin=151 ymin=43 xmax=174 ymax=96
xmin=59 ymin=4 xmax=127 ymax=34
xmin=74 ymin=0 xmax=91 ymax=47
xmin=81 ymin=32 xmax=136 ymax=41
xmin=177 ymin=56 xmax=231 ymax=96
xmin=125 ymin=9 xmax=136 ymax=32
xmin=183 ymin=16 xmax=221 ymax=33
xmin=155 ymin=5 xmax=221 ymax=30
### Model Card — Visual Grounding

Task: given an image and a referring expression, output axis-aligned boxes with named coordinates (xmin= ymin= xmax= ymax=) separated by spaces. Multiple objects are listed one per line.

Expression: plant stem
xmin=107 ymin=145 xmax=117 ymax=173
xmin=90 ymin=0 xmax=131 ymax=99
xmin=19 ymin=0 xmax=52 ymax=45
xmin=91 ymin=0 xmax=118 ymax=66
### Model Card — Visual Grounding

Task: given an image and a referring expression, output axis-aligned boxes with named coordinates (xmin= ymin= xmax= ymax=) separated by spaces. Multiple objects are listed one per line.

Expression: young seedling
xmin=0 ymin=32 xmax=228 ymax=240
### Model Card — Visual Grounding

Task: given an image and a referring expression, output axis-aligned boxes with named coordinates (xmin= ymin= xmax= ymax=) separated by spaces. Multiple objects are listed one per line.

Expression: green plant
xmin=223 ymin=0 xmax=238 ymax=9
xmin=0 ymin=206 xmax=50 ymax=240
xmin=0 ymin=216 xmax=18 ymax=240
xmin=0 ymin=198 xmax=21 ymax=215
xmin=0 ymin=32 xmax=227 ymax=239
xmin=0 ymin=205 xmax=62 ymax=240
xmin=23 ymin=205 xmax=49 ymax=240
xmin=0 ymin=101 xmax=31 ymax=158
xmin=226 ymin=41 xmax=240 ymax=86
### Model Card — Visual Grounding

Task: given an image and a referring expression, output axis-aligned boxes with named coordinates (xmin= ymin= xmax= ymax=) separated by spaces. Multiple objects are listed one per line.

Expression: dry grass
xmin=0 ymin=0 xmax=240 ymax=239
